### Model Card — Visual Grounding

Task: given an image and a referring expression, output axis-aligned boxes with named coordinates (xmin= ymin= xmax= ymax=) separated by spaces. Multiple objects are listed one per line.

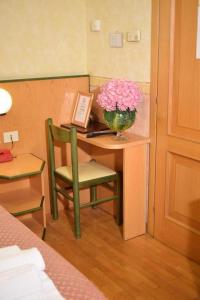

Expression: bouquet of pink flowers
xmin=97 ymin=79 xmax=141 ymax=112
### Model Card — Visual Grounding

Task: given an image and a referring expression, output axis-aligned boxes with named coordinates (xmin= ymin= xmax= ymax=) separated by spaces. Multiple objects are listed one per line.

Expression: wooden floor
xmin=21 ymin=207 xmax=200 ymax=300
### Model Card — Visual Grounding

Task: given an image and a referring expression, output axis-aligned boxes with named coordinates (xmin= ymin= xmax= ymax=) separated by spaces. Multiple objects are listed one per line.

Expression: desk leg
xmin=123 ymin=144 xmax=147 ymax=240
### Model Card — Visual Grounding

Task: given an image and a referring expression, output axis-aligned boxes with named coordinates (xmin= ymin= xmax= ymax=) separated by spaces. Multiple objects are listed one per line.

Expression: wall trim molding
xmin=0 ymin=74 xmax=89 ymax=83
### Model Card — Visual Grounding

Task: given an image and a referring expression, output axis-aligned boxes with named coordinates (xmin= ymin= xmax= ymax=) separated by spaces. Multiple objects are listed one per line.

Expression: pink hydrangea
xmin=97 ymin=79 xmax=142 ymax=111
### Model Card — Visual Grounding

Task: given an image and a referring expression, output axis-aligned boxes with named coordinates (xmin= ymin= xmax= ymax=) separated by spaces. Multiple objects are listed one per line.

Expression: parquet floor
xmin=21 ymin=207 xmax=200 ymax=300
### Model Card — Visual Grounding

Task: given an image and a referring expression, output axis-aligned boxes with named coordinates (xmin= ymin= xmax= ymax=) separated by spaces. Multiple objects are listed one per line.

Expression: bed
xmin=0 ymin=205 xmax=106 ymax=300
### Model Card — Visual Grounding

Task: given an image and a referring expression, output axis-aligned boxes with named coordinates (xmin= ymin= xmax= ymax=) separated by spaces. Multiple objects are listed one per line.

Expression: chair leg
xmin=73 ymin=186 xmax=81 ymax=239
xmin=116 ymin=173 xmax=123 ymax=225
xmin=90 ymin=186 xmax=97 ymax=208
xmin=50 ymin=176 xmax=59 ymax=220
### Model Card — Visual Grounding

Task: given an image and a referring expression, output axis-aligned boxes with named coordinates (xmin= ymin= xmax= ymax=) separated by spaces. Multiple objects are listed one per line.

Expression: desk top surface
xmin=77 ymin=132 xmax=150 ymax=150
xmin=0 ymin=153 xmax=45 ymax=179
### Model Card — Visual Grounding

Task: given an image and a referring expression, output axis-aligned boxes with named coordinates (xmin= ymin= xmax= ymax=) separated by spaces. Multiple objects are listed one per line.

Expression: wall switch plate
xmin=3 ymin=131 xmax=19 ymax=143
xmin=91 ymin=20 xmax=101 ymax=32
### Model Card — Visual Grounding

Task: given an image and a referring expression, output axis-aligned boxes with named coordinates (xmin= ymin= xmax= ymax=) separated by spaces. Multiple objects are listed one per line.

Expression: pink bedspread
xmin=0 ymin=205 xmax=106 ymax=300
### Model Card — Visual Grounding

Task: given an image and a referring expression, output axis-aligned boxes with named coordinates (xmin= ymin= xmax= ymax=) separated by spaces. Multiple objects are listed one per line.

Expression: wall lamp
xmin=0 ymin=88 xmax=12 ymax=116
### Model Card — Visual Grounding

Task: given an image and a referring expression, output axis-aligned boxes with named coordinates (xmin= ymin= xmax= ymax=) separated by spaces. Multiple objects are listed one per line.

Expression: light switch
xmin=109 ymin=32 xmax=123 ymax=48
xmin=91 ymin=20 xmax=101 ymax=32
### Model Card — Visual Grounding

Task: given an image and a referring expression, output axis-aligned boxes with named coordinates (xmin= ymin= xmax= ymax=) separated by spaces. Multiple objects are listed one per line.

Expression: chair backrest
xmin=46 ymin=118 xmax=79 ymax=185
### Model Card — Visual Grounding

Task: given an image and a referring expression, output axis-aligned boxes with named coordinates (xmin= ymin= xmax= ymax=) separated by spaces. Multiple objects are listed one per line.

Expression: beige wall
xmin=0 ymin=1 xmax=151 ymax=137
xmin=86 ymin=0 xmax=151 ymax=137
xmin=0 ymin=0 xmax=87 ymax=79
xmin=0 ymin=0 xmax=151 ymax=83
xmin=86 ymin=0 xmax=151 ymax=82
xmin=0 ymin=2 xmax=151 ymax=215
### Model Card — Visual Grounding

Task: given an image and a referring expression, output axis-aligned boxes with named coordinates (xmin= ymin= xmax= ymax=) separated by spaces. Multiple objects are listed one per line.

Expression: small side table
xmin=0 ymin=153 xmax=46 ymax=239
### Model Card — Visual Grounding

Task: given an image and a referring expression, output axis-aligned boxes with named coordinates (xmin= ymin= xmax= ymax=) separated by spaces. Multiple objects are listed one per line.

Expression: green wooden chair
xmin=46 ymin=118 xmax=122 ymax=239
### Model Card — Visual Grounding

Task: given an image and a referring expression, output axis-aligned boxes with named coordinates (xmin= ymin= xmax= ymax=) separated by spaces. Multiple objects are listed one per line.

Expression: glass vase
xmin=103 ymin=109 xmax=136 ymax=140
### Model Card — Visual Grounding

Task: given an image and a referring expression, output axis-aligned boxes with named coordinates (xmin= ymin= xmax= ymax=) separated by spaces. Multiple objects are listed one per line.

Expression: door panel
xmin=169 ymin=0 xmax=200 ymax=141
xmin=166 ymin=152 xmax=200 ymax=232
xmin=155 ymin=0 xmax=200 ymax=263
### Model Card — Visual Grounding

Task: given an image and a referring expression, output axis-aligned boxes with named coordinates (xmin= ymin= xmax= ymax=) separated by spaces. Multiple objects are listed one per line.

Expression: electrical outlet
xmin=127 ymin=30 xmax=141 ymax=42
xmin=3 ymin=131 xmax=19 ymax=143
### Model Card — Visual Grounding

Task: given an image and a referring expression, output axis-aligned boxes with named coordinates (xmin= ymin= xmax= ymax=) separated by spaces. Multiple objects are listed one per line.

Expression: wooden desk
xmin=77 ymin=132 xmax=150 ymax=240
xmin=0 ymin=153 xmax=46 ymax=239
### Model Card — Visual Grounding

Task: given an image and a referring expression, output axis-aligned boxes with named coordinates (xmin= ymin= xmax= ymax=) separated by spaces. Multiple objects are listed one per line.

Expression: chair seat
xmin=55 ymin=160 xmax=116 ymax=183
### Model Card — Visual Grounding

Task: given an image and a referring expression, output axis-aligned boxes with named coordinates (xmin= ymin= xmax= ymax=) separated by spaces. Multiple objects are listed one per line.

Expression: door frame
xmin=148 ymin=0 xmax=160 ymax=236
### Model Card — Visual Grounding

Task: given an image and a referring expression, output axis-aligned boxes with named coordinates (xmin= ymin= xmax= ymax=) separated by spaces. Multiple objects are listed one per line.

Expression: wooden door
xmin=154 ymin=0 xmax=200 ymax=263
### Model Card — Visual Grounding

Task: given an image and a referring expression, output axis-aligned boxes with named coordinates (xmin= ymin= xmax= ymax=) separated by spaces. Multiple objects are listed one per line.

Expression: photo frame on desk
xmin=71 ymin=92 xmax=94 ymax=128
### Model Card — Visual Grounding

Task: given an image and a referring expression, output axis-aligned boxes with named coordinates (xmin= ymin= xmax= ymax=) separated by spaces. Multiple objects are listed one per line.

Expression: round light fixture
xmin=0 ymin=88 xmax=12 ymax=115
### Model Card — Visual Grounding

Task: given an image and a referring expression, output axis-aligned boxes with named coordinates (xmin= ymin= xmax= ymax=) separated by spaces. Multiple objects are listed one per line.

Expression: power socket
xmin=127 ymin=30 xmax=141 ymax=42
xmin=3 ymin=131 xmax=19 ymax=143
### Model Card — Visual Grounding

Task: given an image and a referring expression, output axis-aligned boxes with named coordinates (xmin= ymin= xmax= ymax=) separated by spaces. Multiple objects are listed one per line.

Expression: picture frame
xmin=71 ymin=92 xmax=94 ymax=128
